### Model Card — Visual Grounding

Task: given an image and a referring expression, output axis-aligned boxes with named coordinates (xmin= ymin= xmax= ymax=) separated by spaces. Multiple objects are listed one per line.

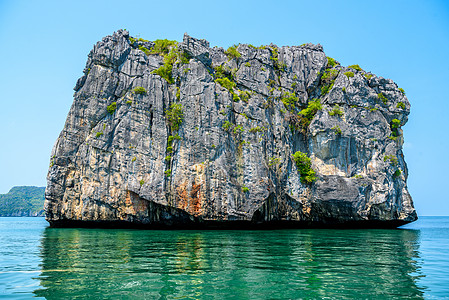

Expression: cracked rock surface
xmin=45 ymin=30 xmax=417 ymax=228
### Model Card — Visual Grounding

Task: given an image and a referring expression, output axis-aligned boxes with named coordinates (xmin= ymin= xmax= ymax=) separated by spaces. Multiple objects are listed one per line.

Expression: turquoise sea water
xmin=0 ymin=217 xmax=448 ymax=299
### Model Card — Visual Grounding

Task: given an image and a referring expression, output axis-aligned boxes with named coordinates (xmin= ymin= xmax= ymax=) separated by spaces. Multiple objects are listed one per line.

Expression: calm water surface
xmin=0 ymin=217 xmax=448 ymax=299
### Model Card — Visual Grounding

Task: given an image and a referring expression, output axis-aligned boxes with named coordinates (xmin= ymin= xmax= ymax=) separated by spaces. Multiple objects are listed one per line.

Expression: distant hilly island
xmin=0 ymin=186 xmax=45 ymax=217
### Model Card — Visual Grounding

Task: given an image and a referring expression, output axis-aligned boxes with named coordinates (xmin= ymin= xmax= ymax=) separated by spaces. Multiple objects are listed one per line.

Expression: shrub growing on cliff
xmin=268 ymin=157 xmax=280 ymax=166
xmin=151 ymin=39 xmax=178 ymax=55
xmin=378 ymin=93 xmax=388 ymax=104
xmin=168 ymin=134 xmax=181 ymax=143
xmin=384 ymin=155 xmax=398 ymax=166
xmin=214 ymin=65 xmax=232 ymax=80
xmin=329 ymin=104 xmax=343 ymax=117
xmin=225 ymin=45 xmax=241 ymax=59
xmin=242 ymin=186 xmax=249 ymax=193
xmin=233 ymin=125 xmax=244 ymax=135
xmin=292 ymin=151 xmax=317 ymax=184
xmin=269 ymin=46 xmax=279 ymax=63
xmin=297 ymin=99 xmax=322 ymax=131
xmin=133 ymin=87 xmax=147 ymax=95
xmin=107 ymin=102 xmax=117 ymax=115
xmin=249 ymin=126 xmax=264 ymax=133
xmin=327 ymin=56 xmax=337 ymax=67
xmin=391 ymin=119 xmax=401 ymax=130
xmin=239 ymin=90 xmax=251 ymax=103
xmin=176 ymin=87 xmax=180 ymax=100
xmin=138 ymin=45 xmax=151 ymax=56
xmin=331 ymin=125 xmax=342 ymax=135
xmin=281 ymin=92 xmax=299 ymax=111
xmin=152 ymin=49 xmax=177 ymax=83
xmin=396 ymin=102 xmax=406 ymax=109
xmin=179 ymin=51 xmax=191 ymax=64
xmin=348 ymin=64 xmax=363 ymax=72
xmin=222 ymin=121 xmax=232 ymax=131
xmin=215 ymin=77 xmax=236 ymax=92
xmin=320 ymin=69 xmax=338 ymax=95
xmin=344 ymin=71 xmax=354 ymax=78
xmin=321 ymin=69 xmax=339 ymax=81
xmin=165 ymin=103 xmax=184 ymax=131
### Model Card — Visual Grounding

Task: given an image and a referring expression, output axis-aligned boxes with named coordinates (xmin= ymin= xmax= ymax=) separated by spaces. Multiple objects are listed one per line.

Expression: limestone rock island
xmin=45 ymin=30 xmax=417 ymax=228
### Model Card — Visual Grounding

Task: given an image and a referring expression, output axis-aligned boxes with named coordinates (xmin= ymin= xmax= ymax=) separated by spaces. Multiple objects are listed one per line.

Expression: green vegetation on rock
xmin=348 ymin=64 xmax=363 ymax=71
xmin=107 ymin=102 xmax=117 ymax=115
xmin=292 ymin=151 xmax=317 ymax=184
xmin=233 ymin=125 xmax=244 ymax=135
xmin=391 ymin=119 xmax=401 ymax=130
xmin=225 ymin=45 xmax=241 ymax=59
xmin=378 ymin=93 xmax=388 ymax=104
xmin=396 ymin=102 xmax=406 ymax=109
xmin=138 ymin=45 xmax=151 ymax=56
xmin=249 ymin=126 xmax=264 ymax=133
xmin=320 ymin=69 xmax=339 ymax=95
xmin=327 ymin=57 xmax=337 ymax=67
xmin=152 ymin=48 xmax=177 ymax=83
xmin=332 ymin=125 xmax=342 ymax=135
xmin=384 ymin=155 xmax=398 ymax=166
xmin=222 ymin=121 xmax=232 ymax=131
xmin=151 ymin=39 xmax=178 ymax=55
xmin=215 ymin=77 xmax=236 ymax=92
xmin=133 ymin=87 xmax=147 ymax=95
xmin=165 ymin=103 xmax=184 ymax=131
xmin=329 ymin=104 xmax=343 ymax=117
xmin=297 ymin=99 xmax=322 ymax=131
xmin=268 ymin=157 xmax=280 ymax=166
xmin=281 ymin=92 xmax=299 ymax=111
xmin=344 ymin=71 xmax=354 ymax=78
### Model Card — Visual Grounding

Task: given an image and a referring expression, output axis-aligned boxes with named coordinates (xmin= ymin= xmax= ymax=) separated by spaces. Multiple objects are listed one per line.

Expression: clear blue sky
xmin=0 ymin=0 xmax=448 ymax=215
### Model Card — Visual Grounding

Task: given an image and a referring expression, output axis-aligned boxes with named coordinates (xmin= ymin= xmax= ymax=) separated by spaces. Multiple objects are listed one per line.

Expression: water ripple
xmin=1 ymin=217 xmax=448 ymax=298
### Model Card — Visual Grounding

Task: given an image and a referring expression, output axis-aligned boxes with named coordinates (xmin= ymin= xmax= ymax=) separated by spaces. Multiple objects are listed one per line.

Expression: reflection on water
xmin=33 ymin=228 xmax=425 ymax=299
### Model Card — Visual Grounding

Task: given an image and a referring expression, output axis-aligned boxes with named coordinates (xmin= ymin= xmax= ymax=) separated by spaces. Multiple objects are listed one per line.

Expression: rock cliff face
xmin=45 ymin=30 xmax=417 ymax=228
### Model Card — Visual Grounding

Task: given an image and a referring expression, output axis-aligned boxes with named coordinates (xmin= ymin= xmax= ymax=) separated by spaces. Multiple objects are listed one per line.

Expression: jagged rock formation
xmin=0 ymin=186 xmax=45 ymax=217
xmin=45 ymin=30 xmax=417 ymax=228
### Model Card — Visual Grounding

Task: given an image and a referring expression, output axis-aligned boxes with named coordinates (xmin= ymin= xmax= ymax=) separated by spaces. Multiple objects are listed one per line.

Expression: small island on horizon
xmin=0 ymin=186 xmax=45 ymax=217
